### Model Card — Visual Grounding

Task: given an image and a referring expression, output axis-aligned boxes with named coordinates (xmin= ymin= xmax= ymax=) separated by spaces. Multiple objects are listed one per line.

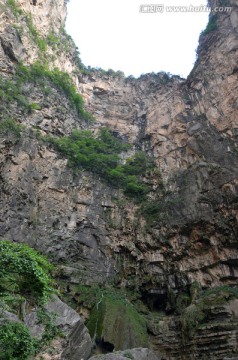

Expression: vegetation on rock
xmin=0 ymin=118 xmax=23 ymax=139
xmin=50 ymin=127 xmax=153 ymax=200
xmin=0 ymin=62 xmax=93 ymax=122
xmin=180 ymin=284 xmax=238 ymax=339
xmin=0 ymin=240 xmax=56 ymax=359
xmin=86 ymin=289 xmax=148 ymax=350
xmin=202 ymin=14 xmax=218 ymax=35
xmin=0 ymin=239 xmax=54 ymax=304
xmin=0 ymin=320 xmax=37 ymax=360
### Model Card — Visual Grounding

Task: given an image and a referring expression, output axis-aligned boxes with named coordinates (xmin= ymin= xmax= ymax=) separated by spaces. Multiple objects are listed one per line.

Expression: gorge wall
xmin=0 ymin=0 xmax=238 ymax=359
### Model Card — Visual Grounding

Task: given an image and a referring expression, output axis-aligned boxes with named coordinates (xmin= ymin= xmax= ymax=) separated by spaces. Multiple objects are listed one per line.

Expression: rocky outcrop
xmin=0 ymin=0 xmax=238 ymax=359
xmin=1 ymin=296 xmax=93 ymax=360
xmin=89 ymin=348 xmax=161 ymax=360
xmin=150 ymin=298 xmax=238 ymax=360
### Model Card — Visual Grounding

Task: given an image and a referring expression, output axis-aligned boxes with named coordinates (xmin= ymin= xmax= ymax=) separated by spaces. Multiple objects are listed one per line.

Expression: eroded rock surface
xmin=0 ymin=0 xmax=238 ymax=359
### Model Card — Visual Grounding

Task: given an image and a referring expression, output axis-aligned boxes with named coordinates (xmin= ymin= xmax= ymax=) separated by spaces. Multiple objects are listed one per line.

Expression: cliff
xmin=0 ymin=0 xmax=238 ymax=359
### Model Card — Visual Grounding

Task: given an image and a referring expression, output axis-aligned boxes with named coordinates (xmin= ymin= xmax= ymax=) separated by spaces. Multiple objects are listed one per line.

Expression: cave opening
xmin=94 ymin=338 xmax=114 ymax=355
xmin=142 ymin=291 xmax=168 ymax=312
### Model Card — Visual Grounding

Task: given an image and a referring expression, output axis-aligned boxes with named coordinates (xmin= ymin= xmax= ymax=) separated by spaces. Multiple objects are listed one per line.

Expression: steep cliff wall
xmin=0 ymin=0 xmax=238 ymax=359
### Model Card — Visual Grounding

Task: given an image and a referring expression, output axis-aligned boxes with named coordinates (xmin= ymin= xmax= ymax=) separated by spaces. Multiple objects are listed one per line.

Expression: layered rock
xmin=0 ymin=0 xmax=238 ymax=359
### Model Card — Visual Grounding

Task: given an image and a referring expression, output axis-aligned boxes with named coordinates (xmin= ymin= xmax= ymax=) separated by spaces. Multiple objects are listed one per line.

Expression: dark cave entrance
xmin=142 ymin=290 xmax=168 ymax=312
xmin=94 ymin=338 xmax=114 ymax=355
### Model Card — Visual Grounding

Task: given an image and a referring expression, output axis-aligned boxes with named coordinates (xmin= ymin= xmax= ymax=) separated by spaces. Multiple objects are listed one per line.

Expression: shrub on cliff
xmin=0 ymin=321 xmax=36 ymax=360
xmin=0 ymin=240 xmax=56 ymax=359
xmin=0 ymin=239 xmax=54 ymax=305
xmin=50 ymin=128 xmax=151 ymax=200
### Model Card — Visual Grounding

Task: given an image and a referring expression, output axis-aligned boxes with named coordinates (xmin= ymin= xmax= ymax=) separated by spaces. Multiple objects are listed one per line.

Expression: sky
xmin=65 ymin=0 xmax=210 ymax=78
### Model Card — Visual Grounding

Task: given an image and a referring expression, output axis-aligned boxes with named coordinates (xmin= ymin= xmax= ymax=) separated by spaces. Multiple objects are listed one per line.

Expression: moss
xmin=201 ymin=285 xmax=238 ymax=299
xmin=86 ymin=290 xmax=148 ymax=350
xmin=180 ymin=303 xmax=206 ymax=340
xmin=180 ymin=285 xmax=238 ymax=340
xmin=76 ymin=284 xmax=102 ymax=309
xmin=176 ymin=293 xmax=191 ymax=314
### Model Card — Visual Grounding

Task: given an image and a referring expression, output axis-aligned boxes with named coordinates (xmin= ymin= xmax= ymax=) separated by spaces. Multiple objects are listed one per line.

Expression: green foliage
xmin=28 ymin=102 xmax=41 ymax=111
xmin=202 ymin=14 xmax=218 ymax=35
xmin=180 ymin=304 xmax=205 ymax=339
xmin=201 ymin=285 xmax=238 ymax=299
xmin=176 ymin=293 xmax=191 ymax=314
xmin=76 ymin=284 xmax=102 ymax=309
xmin=0 ymin=240 xmax=54 ymax=304
xmin=6 ymin=0 xmax=23 ymax=17
xmin=81 ymin=66 xmax=125 ymax=78
xmin=36 ymin=307 xmax=61 ymax=343
xmin=180 ymin=285 xmax=238 ymax=340
xmin=6 ymin=0 xmax=46 ymax=51
xmin=17 ymin=63 xmax=94 ymax=121
xmin=86 ymin=290 xmax=148 ymax=349
xmin=140 ymin=198 xmax=167 ymax=224
xmin=0 ymin=63 xmax=93 ymax=122
xmin=24 ymin=14 xmax=47 ymax=52
xmin=0 ymin=320 xmax=37 ymax=360
xmin=50 ymin=128 xmax=152 ymax=200
xmin=0 ymin=118 xmax=23 ymax=138
xmin=123 ymin=351 xmax=134 ymax=359
xmin=46 ymin=31 xmax=60 ymax=50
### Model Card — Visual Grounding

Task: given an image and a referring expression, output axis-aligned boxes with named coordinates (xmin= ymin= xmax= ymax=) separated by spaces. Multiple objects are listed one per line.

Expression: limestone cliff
xmin=0 ymin=0 xmax=238 ymax=359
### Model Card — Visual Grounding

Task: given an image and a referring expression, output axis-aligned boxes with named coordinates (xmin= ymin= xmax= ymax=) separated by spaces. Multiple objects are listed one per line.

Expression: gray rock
xmin=0 ymin=25 xmax=26 ymax=63
xmin=61 ymin=320 xmax=93 ymax=360
xmin=24 ymin=296 xmax=93 ymax=360
xmin=0 ymin=311 xmax=20 ymax=323
xmin=88 ymin=348 xmax=161 ymax=360
xmin=25 ymin=295 xmax=83 ymax=338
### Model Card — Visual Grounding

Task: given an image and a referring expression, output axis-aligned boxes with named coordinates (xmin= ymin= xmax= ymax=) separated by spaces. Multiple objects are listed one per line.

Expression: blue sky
xmin=65 ymin=0 xmax=209 ymax=78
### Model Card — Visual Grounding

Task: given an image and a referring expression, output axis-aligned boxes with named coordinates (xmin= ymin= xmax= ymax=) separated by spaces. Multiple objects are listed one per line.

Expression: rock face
xmin=28 ymin=296 xmax=92 ymax=360
xmin=88 ymin=348 xmax=161 ymax=360
xmin=1 ymin=296 xmax=93 ymax=360
xmin=0 ymin=0 xmax=238 ymax=359
xmin=61 ymin=319 xmax=93 ymax=360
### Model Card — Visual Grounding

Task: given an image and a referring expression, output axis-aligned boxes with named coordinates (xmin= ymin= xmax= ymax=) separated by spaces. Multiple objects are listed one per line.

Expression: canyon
xmin=0 ymin=0 xmax=238 ymax=359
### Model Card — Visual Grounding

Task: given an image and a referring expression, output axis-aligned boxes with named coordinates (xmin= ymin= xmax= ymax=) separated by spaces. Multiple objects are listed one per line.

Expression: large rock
xmin=25 ymin=296 xmax=93 ymax=360
xmin=88 ymin=348 xmax=161 ymax=360
xmin=61 ymin=320 xmax=93 ymax=360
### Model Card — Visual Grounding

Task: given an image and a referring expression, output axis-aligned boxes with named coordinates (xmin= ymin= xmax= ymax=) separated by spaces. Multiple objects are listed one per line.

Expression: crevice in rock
xmin=94 ymin=338 xmax=114 ymax=354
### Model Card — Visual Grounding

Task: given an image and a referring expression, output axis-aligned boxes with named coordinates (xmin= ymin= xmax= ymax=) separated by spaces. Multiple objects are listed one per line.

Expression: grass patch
xmin=6 ymin=0 xmax=23 ymax=18
xmin=0 ymin=118 xmax=23 ymax=138
xmin=25 ymin=15 xmax=47 ymax=52
xmin=0 ymin=63 xmax=93 ymax=122
xmin=17 ymin=63 xmax=94 ymax=121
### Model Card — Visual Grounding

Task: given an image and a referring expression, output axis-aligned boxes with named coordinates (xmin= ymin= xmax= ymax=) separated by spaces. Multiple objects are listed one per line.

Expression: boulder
xmin=88 ymin=348 xmax=161 ymax=360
